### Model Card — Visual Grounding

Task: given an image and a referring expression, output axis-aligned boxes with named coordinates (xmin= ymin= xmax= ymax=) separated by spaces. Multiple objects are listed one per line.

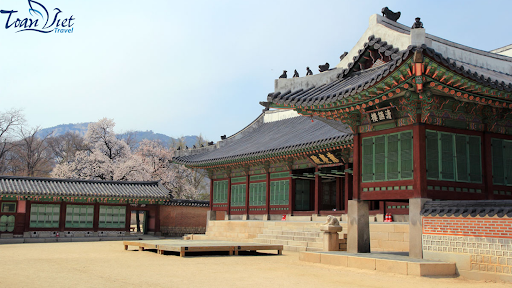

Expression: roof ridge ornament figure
xmin=279 ymin=70 xmax=287 ymax=78
xmin=319 ymin=63 xmax=330 ymax=72
xmin=381 ymin=7 xmax=401 ymax=22
xmin=412 ymin=17 xmax=423 ymax=29
xmin=339 ymin=52 xmax=348 ymax=61
xmin=293 ymin=70 xmax=299 ymax=78
xmin=306 ymin=67 xmax=313 ymax=76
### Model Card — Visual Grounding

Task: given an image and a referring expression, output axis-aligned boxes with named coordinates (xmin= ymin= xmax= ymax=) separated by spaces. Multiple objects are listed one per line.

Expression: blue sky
xmin=0 ymin=0 xmax=510 ymax=141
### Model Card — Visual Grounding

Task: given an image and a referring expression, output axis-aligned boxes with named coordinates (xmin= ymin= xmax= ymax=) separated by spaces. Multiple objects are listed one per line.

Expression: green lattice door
xmin=295 ymin=180 xmax=310 ymax=211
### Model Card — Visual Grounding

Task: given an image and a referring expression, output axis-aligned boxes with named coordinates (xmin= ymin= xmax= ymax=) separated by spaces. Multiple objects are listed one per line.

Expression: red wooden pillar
xmin=413 ymin=124 xmax=427 ymax=198
xmin=125 ymin=204 xmax=132 ymax=232
xmin=93 ymin=202 xmax=100 ymax=232
xmin=209 ymin=179 xmax=214 ymax=210
xmin=266 ymin=171 xmax=271 ymax=216
xmin=227 ymin=177 xmax=232 ymax=216
xmin=344 ymin=165 xmax=352 ymax=211
xmin=59 ymin=202 xmax=66 ymax=232
xmin=314 ymin=167 xmax=320 ymax=214
xmin=290 ymin=178 xmax=295 ymax=215
xmin=483 ymin=132 xmax=494 ymax=199
xmin=335 ymin=177 xmax=342 ymax=211
xmin=353 ymin=133 xmax=361 ymax=199
xmin=245 ymin=174 xmax=250 ymax=217
xmin=154 ymin=204 xmax=160 ymax=233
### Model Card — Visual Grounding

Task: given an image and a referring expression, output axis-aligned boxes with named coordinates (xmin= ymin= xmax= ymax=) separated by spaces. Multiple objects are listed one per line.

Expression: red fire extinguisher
xmin=56 ymin=232 xmax=60 ymax=238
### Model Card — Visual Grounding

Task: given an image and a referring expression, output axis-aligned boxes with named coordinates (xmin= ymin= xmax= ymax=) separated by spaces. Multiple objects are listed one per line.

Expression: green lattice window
xmin=0 ymin=215 xmax=15 ymax=232
xmin=1 ymin=202 xmax=16 ymax=213
xmin=98 ymin=206 xmax=126 ymax=228
xmin=30 ymin=204 xmax=60 ymax=228
xmin=492 ymin=138 xmax=512 ymax=186
xmin=362 ymin=131 xmax=413 ymax=182
xmin=270 ymin=180 xmax=289 ymax=205
xmin=231 ymin=184 xmax=246 ymax=207
xmin=65 ymin=205 xmax=94 ymax=228
xmin=213 ymin=180 xmax=228 ymax=203
xmin=249 ymin=182 xmax=266 ymax=206
xmin=426 ymin=131 xmax=482 ymax=183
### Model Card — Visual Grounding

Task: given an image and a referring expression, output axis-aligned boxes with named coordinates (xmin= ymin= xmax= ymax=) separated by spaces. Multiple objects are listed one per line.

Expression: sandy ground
xmin=0 ymin=241 xmax=509 ymax=288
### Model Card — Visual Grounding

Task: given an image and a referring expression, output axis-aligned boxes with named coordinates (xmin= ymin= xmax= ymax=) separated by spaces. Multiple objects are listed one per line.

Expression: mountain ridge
xmin=36 ymin=123 xmax=201 ymax=148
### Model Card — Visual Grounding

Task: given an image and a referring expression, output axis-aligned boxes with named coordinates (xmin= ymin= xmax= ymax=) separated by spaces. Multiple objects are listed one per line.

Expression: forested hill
xmin=36 ymin=123 xmax=200 ymax=147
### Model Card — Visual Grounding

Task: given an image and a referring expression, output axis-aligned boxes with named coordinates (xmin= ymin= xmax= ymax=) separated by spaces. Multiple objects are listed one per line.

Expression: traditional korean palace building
xmin=174 ymin=12 xmax=512 ymax=231
xmin=0 ymin=176 xmax=169 ymax=236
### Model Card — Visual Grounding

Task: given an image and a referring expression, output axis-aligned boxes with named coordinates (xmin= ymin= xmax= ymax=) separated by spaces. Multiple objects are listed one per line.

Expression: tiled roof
xmin=163 ymin=199 xmax=209 ymax=207
xmin=421 ymin=200 xmax=512 ymax=218
xmin=174 ymin=114 xmax=352 ymax=167
xmin=267 ymin=36 xmax=414 ymax=108
xmin=268 ymin=36 xmax=512 ymax=109
xmin=0 ymin=176 xmax=170 ymax=199
xmin=422 ymin=46 xmax=512 ymax=92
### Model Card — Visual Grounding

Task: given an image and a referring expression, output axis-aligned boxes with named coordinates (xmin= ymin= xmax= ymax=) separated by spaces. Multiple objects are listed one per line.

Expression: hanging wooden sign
xmin=309 ymin=152 xmax=341 ymax=165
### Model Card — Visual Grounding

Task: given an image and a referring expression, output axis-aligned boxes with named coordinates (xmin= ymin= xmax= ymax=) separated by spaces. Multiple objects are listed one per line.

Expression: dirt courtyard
xmin=0 ymin=241 xmax=508 ymax=288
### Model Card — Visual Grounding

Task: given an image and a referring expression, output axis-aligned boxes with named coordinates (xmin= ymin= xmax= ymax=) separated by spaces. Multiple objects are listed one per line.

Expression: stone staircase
xmin=189 ymin=220 xmax=347 ymax=252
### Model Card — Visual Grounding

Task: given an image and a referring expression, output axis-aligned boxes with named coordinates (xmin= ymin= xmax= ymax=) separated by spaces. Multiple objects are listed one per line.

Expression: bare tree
xmin=10 ymin=127 xmax=53 ymax=177
xmin=47 ymin=131 xmax=90 ymax=164
xmin=0 ymin=109 xmax=25 ymax=174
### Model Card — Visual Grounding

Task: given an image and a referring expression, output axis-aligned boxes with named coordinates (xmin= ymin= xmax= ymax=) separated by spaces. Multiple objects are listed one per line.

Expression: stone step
xmin=306 ymin=241 xmax=324 ymax=249
xmin=283 ymin=245 xmax=307 ymax=252
xmin=305 ymin=247 xmax=323 ymax=252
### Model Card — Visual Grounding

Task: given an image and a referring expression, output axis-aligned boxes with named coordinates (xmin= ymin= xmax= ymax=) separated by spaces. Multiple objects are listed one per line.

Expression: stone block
xmin=0 ymin=233 xmax=13 ymax=239
xmin=347 ymin=256 xmax=376 ymax=270
xmin=369 ymin=224 xmax=396 ymax=232
xmin=393 ymin=224 xmax=409 ymax=233
xmin=388 ymin=232 xmax=404 ymax=242
xmin=423 ymin=251 xmax=471 ymax=271
xmin=57 ymin=238 xmax=72 ymax=242
xmin=376 ymin=259 xmax=408 ymax=275
xmin=407 ymin=262 xmax=456 ymax=276
xmin=370 ymin=231 xmax=389 ymax=240
xmin=320 ymin=254 xmax=347 ymax=266
xmin=299 ymin=252 xmax=320 ymax=263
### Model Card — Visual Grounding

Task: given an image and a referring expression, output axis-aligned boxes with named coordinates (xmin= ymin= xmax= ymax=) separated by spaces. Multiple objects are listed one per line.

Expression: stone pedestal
xmin=347 ymin=200 xmax=370 ymax=253
xmin=409 ymin=198 xmax=431 ymax=258
xmin=321 ymin=225 xmax=343 ymax=251
xmin=206 ymin=210 xmax=216 ymax=226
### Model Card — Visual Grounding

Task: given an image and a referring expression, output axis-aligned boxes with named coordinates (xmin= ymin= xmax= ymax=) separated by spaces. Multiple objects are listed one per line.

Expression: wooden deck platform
xmin=123 ymin=239 xmax=283 ymax=257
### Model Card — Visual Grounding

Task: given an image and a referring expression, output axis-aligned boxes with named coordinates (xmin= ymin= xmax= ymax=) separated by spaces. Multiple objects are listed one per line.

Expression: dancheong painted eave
xmin=173 ymin=111 xmax=353 ymax=168
xmin=266 ymin=39 xmax=512 ymax=114
xmin=0 ymin=175 xmax=170 ymax=200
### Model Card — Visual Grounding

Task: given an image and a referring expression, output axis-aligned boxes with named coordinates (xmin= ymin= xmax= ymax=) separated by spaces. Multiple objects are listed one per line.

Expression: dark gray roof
xmin=0 ymin=176 xmax=170 ymax=199
xmin=421 ymin=200 xmax=512 ymax=218
xmin=423 ymin=46 xmax=512 ymax=92
xmin=174 ymin=115 xmax=352 ymax=167
xmin=164 ymin=199 xmax=209 ymax=207
xmin=268 ymin=36 xmax=512 ymax=109
xmin=268 ymin=36 xmax=414 ymax=108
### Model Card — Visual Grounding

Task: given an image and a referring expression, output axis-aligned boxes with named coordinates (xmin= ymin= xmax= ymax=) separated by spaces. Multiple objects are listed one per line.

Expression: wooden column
xmin=245 ymin=174 xmax=250 ymax=218
xmin=290 ymin=178 xmax=296 ymax=215
xmin=59 ymin=202 xmax=66 ymax=232
xmin=93 ymin=202 xmax=100 ymax=232
xmin=209 ymin=178 xmax=214 ymax=210
xmin=335 ymin=177 xmax=342 ymax=211
xmin=483 ymin=132 xmax=494 ymax=199
xmin=353 ymin=133 xmax=361 ymax=199
xmin=227 ymin=177 xmax=232 ymax=216
xmin=154 ymin=204 xmax=160 ymax=233
xmin=314 ymin=167 xmax=320 ymax=214
xmin=413 ymin=123 xmax=427 ymax=198
xmin=265 ymin=170 xmax=271 ymax=216
xmin=344 ymin=166 xmax=352 ymax=211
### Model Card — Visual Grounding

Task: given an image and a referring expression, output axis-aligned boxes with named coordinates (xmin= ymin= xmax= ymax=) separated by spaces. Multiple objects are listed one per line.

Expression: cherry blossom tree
xmin=51 ymin=118 xmax=210 ymax=200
